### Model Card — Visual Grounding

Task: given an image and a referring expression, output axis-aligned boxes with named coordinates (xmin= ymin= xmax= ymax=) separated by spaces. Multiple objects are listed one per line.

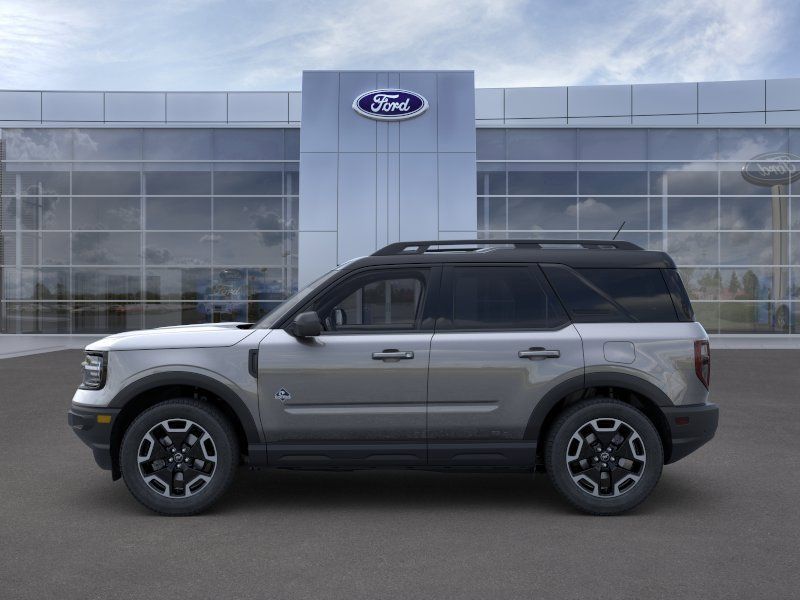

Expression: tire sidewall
xmin=120 ymin=400 xmax=237 ymax=515
xmin=547 ymin=400 xmax=664 ymax=515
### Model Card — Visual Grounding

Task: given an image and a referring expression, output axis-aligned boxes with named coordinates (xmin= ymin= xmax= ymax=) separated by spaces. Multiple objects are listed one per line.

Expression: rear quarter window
xmin=541 ymin=265 xmax=680 ymax=323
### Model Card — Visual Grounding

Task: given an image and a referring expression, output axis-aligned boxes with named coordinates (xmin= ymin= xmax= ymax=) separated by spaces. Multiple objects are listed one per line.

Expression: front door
xmin=427 ymin=264 xmax=584 ymax=467
xmin=258 ymin=266 xmax=439 ymax=467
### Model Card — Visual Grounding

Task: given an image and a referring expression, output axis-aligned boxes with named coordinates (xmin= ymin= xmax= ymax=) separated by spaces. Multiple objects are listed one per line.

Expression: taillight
xmin=694 ymin=340 xmax=710 ymax=389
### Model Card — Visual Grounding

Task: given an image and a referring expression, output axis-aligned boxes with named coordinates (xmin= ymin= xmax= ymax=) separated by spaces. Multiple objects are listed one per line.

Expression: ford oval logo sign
xmin=353 ymin=89 xmax=428 ymax=121
xmin=742 ymin=152 xmax=800 ymax=186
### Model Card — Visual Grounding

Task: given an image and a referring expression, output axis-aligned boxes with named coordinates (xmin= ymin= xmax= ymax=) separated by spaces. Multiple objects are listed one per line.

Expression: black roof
xmin=343 ymin=239 xmax=676 ymax=270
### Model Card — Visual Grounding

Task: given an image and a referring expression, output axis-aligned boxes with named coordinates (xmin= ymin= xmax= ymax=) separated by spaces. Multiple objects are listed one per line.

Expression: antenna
xmin=612 ymin=221 xmax=626 ymax=241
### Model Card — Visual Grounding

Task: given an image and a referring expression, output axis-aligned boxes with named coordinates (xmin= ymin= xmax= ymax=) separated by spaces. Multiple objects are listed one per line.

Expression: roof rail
xmin=372 ymin=239 xmax=643 ymax=256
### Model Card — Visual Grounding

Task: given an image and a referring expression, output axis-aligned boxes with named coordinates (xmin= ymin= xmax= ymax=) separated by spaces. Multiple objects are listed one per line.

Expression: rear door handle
xmin=518 ymin=347 xmax=560 ymax=360
xmin=372 ymin=349 xmax=415 ymax=360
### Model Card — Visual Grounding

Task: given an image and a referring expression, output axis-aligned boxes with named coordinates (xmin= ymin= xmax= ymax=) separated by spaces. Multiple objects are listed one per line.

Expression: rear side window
xmin=662 ymin=269 xmax=695 ymax=321
xmin=542 ymin=265 xmax=679 ymax=322
xmin=443 ymin=266 xmax=568 ymax=330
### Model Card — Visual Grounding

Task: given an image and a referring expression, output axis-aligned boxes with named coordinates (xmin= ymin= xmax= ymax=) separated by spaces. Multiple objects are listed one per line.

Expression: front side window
xmin=443 ymin=266 xmax=567 ymax=330
xmin=314 ymin=270 xmax=427 ymax=332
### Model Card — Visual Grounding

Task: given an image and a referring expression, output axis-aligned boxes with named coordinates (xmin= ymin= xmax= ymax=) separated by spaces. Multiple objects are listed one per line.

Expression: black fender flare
xmin=523 ymin=372 xmax=673 ymax=441
xmin=108 ymin=371 xmax=262 ymax=444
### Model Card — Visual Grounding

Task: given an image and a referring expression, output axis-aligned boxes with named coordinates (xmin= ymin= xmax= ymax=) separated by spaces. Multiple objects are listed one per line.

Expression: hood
xmin=85 ymin=322 xmax=258 ymax=352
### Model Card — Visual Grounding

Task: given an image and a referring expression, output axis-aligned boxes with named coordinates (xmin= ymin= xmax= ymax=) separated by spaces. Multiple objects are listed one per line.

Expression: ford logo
xmin=741 ymin=152 xmax=800 ymax=186
xmin=353 ymin=89 xmax=428 ymax=121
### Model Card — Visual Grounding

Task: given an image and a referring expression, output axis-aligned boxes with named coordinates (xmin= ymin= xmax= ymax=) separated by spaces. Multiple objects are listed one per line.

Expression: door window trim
xmin=285 ymin=265 xmax=442 ymax=335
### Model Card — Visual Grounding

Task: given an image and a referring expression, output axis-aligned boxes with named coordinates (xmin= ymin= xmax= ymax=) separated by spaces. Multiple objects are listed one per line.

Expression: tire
xmin=545 ymin=398 xmax=663 ymax=515
xmin=120 ymin=398 xmax=239 ymax=516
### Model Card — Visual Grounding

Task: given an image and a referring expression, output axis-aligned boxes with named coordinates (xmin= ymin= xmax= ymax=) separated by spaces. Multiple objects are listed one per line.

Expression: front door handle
xmin=372 ymin=349 xmax=414 ymax=360
xmin=519 ymin=347 xmax=560 ymax=360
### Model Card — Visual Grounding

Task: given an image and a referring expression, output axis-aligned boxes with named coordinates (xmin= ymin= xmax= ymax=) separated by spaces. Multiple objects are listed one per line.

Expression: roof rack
xmin=372 ymin=239 xmax=642 ymax=256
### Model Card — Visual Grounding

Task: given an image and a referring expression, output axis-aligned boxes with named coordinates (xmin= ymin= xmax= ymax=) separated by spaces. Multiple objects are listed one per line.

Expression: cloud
xmin=0 ymin=0 xmax=795 ymax=91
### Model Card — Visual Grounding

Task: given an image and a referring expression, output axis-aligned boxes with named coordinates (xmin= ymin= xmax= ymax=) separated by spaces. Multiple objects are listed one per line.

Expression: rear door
xmin=427 ymin=264 xmax=584 ymax=467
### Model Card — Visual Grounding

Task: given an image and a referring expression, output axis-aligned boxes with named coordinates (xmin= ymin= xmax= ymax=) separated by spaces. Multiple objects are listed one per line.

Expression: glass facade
xmin=0 ymin=128 xmax=299 ymax=333
xmin=477 ymin=128 xmax=800 ymax=334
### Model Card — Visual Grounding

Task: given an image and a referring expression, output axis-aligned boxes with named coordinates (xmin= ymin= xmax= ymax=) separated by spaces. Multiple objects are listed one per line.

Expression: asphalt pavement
xmin=0 ymin=349 xmax=798 ymax=599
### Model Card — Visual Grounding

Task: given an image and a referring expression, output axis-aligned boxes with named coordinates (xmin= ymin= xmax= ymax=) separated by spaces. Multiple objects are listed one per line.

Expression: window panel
xmin=2 ymin=267 xmax=69 ymax=300
xmin=284 ymin=129 xmax=300 ymax=160
xmin=579 ymin=171 xmax=647 ymax=195
xmin=72 ymin=302 xmax=143 ymax=334
xmin=145 ymin=232 xmax=212 ymax=265
xmin=720 ymin=232 xmax=778 ymax=265
xmin=20 ymin=197 xmax=70 ymax=230
xmin=477 ymin=197 xmax=506 ymax=230
xmin=719 ymin=267 xmax=788 ymax=301
xmin=667 ymin=197 xmax=718 ymax=230
xmin=21 ymin=232 xmax=70 ymax=265
xmin=648 ymin=129 xmax=717 ymax=161
xmin=720 ymin=168 xmax=775 ymax=195
xmin=72 ymin=197 xmax=140 ymax=230
xmin=578 ymin=197 xmax=647 ymax=230
xmin=507 ymin=129 xmax=576 ymax=160
xmin=144 ymin=171 xmax=211 ymax=195
xmin=145 ymin=197 xmax=211 ymax=230
xmin=508 ymin=197 xmax=577 ymax=230
xmin=665 ymin=232 xmax=719 ymax=265
xmin=4 ymin=170 xmax=70 ymax=196
xmin=144 ymin=303 xmax=212 ymax=328
xmin=214 ymin=129 xmax=284 ymax=160
xmin=213 ymin=168 xmax=283 ymax=195
xmin=72 ymin=171 xmax=140 ymax=195
xmin=578 ymin=129 xmax=646 ymax=160
xmin=1 ymin=302 xmax=70 ymax=333
xmin=576 ymin=268 xmax=677 ymax=322
xmin=73 ymin=268 xmax=142 ymax=300
xmin=693 ymin=302 xmax=720 ymax=334
xmin=213 ymin=197 xmax=284 ymax=230
xmin=72 ymin=232 xmax=140 ymax=265
xmin=718 ymin=129 xmax=788 ymax=160
xmin=333 ymin=277 xmax=423 ymax=329
xmin=476 ymin=129 xmax=506 ymax=160
xmin=477 ymin=165 xmax=506 ymax=195
xmin=508 ymin=168 xmax=576 ymax=195
xmin=719 ymin=302 xmax=784 ymax=334
xmin=212 ymin=232 xmax=292 ymax=265
xmin=143 ymin=129 xmax=213 ymax=160
xmin=649 ymin=167 xmax=718 ymax=195
xmin=145 ymin=268 xmax=213 ymax=301
xmin=720 ymin=197 xmax=783 ymax=230
xmin=678 ymin=268 xmax=720 ymax=301
xmin=73 ymin=129 xmax=142 ymax=160
xmin=3 ymin=129 xmax=72 ymax=160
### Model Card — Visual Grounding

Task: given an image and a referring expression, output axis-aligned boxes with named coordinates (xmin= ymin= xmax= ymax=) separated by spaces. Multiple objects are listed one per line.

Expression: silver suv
xmin=68 ymin=239 xmax=718 ymax=515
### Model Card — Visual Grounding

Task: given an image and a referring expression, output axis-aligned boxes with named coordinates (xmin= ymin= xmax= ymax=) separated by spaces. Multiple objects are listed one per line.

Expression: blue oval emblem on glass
xmin=353 ymin=89 xmax=428 ymax=121
xmin=742 ymin=152 xmax=800 ymax=186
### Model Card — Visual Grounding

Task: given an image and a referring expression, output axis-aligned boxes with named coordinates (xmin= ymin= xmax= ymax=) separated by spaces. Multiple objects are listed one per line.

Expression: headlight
xmin=80 ymin=352 xmax=107 ymax=390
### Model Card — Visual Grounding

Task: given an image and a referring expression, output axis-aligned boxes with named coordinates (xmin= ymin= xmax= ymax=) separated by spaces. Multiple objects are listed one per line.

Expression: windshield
xmin=254 ymin=268 xmax=340 ymax=329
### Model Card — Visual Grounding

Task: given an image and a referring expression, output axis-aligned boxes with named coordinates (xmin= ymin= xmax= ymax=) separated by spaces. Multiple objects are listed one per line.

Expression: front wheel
xmin=120 ymin=399 xmax=239 ymax=516
xmin=545 ymin=399 xmax=663 ymax=515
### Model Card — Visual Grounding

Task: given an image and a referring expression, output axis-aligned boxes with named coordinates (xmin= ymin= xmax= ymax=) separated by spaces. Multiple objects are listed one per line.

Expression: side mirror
xmin=290 ymin=311 xmax=322 ymax=338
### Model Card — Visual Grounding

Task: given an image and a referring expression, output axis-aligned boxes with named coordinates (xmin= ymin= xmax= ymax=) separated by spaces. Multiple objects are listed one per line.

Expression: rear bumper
xmin=68 ymin=405 xmax=121 ymax=471
xmin=663 ymin=403 xmax=719 ymax=464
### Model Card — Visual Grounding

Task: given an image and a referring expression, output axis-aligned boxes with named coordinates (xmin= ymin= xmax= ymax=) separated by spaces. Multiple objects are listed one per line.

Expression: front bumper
xmin=662 ymin=402 xmax=719 ymax=464
xmin=68 ymin=405 xmax=121 ymax=471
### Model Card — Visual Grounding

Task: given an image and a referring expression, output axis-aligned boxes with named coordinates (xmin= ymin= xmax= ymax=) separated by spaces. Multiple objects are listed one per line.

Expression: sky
xmin=0 ymin=0 xmax=797 ymax=91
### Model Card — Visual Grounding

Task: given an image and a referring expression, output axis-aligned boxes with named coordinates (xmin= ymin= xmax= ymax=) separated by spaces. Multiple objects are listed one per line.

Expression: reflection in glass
xmin=72 ymin=303 xmax=143 ymax=334
xmin=146 ymin=268 xmax=212 ymax=300
xmin=579 ymin=170 xmax=647 ymax=195
xmin=667 ymin=197 xmax=717 ymax=230
xmin=214 ymin=129 xmax=284 ymax=160
xmin=144 ymin=171 xmax=211 ymax=195
xmin=578 ymin=197 xmax=647 ymax=230
xmin=213 ymin=197 xmax=283 ymax=230
xmin=72 ymin=197 xmax=140 ymax=230
xmin=73 ymin=268 xmax=141 ymax=300
xmin=145 ymin=197 xmax=211 ymax=230
xmin=212 ymin=232 xmax=293 ymax=265
xmin=477 ymin=197 xmax=506 ymax=230
xmin=213 ymin=168 xmax=283 ymax=195
xmin=720 ymin=232 xmax=776 ymax=265
xmin=72 ymin=232 xmax=140 ymax=265
xmin=72 ymin=171 xmax=140 ymax=195
xmin=4 ymin=170 xmax=70 ymax=196
xmin=649 ymin=168 xmax=717 ymax=195
xmin=678 ymin=268 xmax=720 ymax=301
xmin=508 ymin=168 xmax=576 ymax=195
xmin=666 ymin=232 xmax=718 ymax=265
xmin=144 ymin=303 xmax=212 ymax=328
xmin=21 ymin=197 xmax=70 ymax=230
xmin=509 ymin=197 xmax=577 ymax=230
xmin=145 ymin=232 xmax=213 ymax=265
xmin=21 ymin=232 xmax=70 ymax=265
xmin=477 ymin=164 xmax=506 ymax=195
xmin=2 ymin=303 xmax=70 ymax=333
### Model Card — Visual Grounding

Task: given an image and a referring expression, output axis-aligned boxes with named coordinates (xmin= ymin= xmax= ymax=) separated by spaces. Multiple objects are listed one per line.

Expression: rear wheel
xmin=120 ymin=399 xmax=239 ymax=516
xmin=545 ymin=399 xmax=663 ymax=515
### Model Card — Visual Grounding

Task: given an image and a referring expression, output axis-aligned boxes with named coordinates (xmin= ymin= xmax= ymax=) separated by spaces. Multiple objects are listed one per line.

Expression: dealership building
xmin=1 ymin=70 xmax=800 ymax=340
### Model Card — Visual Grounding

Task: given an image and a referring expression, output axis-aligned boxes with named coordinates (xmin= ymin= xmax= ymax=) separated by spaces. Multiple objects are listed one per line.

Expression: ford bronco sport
xmin=68 ymin=239 xmax=718 ymax=515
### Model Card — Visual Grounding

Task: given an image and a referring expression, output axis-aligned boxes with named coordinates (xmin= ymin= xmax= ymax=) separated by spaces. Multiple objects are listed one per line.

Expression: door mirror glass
xmin=290 ymin=311 xmax=322 ymax=338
